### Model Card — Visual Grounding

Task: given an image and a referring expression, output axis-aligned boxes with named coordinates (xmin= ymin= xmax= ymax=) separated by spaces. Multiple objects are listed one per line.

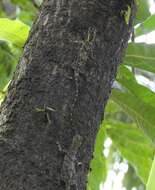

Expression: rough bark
xmin=0 ymin=0 xmax=136 ymax=189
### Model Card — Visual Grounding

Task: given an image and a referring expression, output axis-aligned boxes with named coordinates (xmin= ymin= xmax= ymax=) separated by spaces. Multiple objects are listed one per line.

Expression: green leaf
xmin=146 ymin=156 xmax=155 ymax=190
xmin=117 ymin=65 xmax=136 ymax=82
xmin=12 ymin=0 xmax=38 ymax=25
xmin=135 ymin=0 xmax=151 ymax=24
xmin=0 ymin=81 xmax=10 ymax=104
xmin=117 ymin=66 xmax=155 ymax=108
xmin=106 ymin=121 xmax=154 ymax=184
xmin=0 ymin=18 xmax=30 ymax=47
xmin=135 ymin=14 xmax=155 ymax=36
xmin=124 ymin=43 xmax=155 ymax=73
xmin=12 ymin=0 xmax=37 ymax=12
xmin=111 ymin=89 xmax=155 ymax=144
xmin=0 ymin=41 xmax=17 ymax=90
xmin=87 ymin=125 xmax=107 ymax=190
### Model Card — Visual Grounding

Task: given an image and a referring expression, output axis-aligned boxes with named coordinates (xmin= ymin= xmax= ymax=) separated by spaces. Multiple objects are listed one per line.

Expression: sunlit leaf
xmin=146 ymin=156 xmax=155 ymax=190
xmin=0 ymin=18 xmax=30 ymax=47
xmin=135 ymin=14 xmax=155 ymax=36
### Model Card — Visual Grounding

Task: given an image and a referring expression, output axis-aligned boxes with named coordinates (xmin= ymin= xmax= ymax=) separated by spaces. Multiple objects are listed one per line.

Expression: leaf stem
xmin=146 ymin=155 xmax=155 ymax=190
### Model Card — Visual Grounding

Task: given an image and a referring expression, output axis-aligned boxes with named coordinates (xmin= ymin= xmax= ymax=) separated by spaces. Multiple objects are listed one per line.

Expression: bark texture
xmin=0 ymin=0 xmax=136 ymax=189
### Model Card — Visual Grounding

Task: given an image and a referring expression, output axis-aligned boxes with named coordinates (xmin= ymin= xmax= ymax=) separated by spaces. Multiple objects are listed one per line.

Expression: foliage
xmin=0 ymin=0 xmax=155 ymax=190
xmin=87 ymin=125 xmax=107 ymax=190
xmin=106 ymin=120 xmax=154 ymax=184
xmin=0 ymin=18 xmax=30 ymax=47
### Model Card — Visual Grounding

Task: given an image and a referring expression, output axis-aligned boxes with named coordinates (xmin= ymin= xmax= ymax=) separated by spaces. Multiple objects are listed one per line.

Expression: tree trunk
xmin=0 ymin=0 xmax=136 ymax=189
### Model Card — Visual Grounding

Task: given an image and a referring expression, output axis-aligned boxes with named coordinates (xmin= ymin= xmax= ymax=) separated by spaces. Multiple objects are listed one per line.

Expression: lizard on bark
xmin=60 ymin=134 xmax=83 ymax=190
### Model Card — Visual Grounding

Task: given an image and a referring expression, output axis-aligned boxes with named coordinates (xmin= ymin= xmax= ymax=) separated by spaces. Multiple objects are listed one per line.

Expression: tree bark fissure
xmin=0 ymin=0 xmax=136 ymax=189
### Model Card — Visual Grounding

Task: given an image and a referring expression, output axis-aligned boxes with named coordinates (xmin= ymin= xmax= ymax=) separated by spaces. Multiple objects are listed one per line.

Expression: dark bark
xmin=0 ymin=0 xmax=136 ymax=189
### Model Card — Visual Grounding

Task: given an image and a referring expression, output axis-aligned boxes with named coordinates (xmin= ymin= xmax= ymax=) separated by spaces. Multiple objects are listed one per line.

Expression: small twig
xmin=35 ymin=104 xmax=56 ymax=125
